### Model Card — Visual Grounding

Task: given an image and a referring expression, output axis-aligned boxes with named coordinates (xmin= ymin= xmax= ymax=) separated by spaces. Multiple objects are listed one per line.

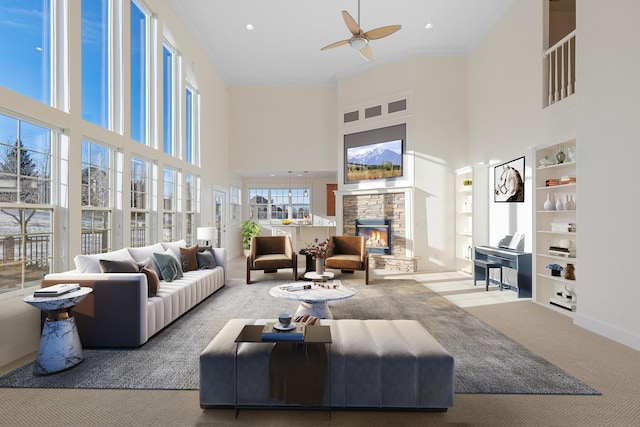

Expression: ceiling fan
xmin=320 ymin=0 xmax=401 ymax=61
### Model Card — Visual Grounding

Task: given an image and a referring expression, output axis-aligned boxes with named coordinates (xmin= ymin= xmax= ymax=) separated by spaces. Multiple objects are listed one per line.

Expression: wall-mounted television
xmin=494 ymin=156 xmax=525 ymax=202
xmin=343 ymin=123 xmax=405 ymax=184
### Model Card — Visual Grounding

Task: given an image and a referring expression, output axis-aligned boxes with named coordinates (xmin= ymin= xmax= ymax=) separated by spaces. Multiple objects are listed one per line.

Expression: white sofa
xmin=41 ymin=240 xmax=226 ymax=348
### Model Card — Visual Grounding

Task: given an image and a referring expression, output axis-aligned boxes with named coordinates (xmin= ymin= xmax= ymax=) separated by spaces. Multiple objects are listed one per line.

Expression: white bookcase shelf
xmin=533 ymin=139 xmax=578 ymax=316
xmin=455 ymin=167 xmax=473 ymax=275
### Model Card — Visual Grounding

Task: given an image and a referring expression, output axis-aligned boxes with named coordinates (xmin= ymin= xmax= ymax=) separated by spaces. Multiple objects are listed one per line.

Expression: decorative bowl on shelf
xmin=281 ymin=219 xmax=292 ymax=225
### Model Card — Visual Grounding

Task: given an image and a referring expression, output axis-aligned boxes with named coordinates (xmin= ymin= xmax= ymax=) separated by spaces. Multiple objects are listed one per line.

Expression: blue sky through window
xmin=82 ymin=0 xmax=109 ymax=128
xmin=0 ymin=0 xmax=51 ymax=105
xmin=130 ymin=1 xmax=147 ymax=144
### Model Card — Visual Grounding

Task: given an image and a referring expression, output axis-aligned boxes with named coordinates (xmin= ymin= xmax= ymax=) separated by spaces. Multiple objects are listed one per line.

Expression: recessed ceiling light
xmin=245 ymin=24 xmax=254 ymax=30
xmin=425 ymin=22 xmax=434 ymax=30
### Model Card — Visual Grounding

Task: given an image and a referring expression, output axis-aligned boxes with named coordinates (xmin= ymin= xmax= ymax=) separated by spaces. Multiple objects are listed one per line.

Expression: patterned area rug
xmin=0 ymin=278 xmax=599 ymax=394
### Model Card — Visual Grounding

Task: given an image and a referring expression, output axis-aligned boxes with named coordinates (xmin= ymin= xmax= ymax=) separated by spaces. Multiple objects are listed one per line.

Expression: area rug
xmin=0 ymin=278 xmax=599 ymax=394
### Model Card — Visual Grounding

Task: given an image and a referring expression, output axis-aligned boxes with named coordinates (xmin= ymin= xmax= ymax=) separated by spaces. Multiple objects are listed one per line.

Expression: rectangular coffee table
xmin=234 ymin=324 xmax=332 ymax=417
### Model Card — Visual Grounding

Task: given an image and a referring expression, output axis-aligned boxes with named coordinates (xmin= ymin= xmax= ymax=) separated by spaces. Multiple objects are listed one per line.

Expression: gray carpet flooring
xmin=0 ymin=278 xmax=599 ymax=394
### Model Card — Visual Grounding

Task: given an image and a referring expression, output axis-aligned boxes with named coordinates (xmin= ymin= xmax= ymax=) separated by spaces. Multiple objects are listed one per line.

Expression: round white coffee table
xmin=303 ymin=271 xmax=334 ymax=282
xmin=269 ymin=280 xmax=356 ymax=319
xmin=23 ymin=287 xmax=92 ymax=375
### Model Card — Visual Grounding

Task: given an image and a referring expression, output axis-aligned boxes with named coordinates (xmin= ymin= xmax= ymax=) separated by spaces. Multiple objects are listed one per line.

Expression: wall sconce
xmin=196 ymin=227 xmax=217 ymax=246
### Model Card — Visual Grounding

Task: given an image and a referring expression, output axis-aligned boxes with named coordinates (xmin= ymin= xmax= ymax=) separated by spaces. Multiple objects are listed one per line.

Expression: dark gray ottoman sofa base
xmin=200 ymin=318 xmax=455 ymax=411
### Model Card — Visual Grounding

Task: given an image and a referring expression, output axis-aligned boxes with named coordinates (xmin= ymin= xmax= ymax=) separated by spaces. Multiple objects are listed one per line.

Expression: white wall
xmin=337 ymin=57 xmax=468 ymax=269
xmin=572 ymin=0 xmax=640 ymax=349
xmin=229 ymin=87 xmax=338 ymax=175
xmin=468 ymin=0 xmax=640 ymax=350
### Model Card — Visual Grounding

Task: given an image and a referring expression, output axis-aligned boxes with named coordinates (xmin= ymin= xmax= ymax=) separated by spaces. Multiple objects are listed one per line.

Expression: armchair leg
xmin=365 ymin=257 xmax=370 ymax=285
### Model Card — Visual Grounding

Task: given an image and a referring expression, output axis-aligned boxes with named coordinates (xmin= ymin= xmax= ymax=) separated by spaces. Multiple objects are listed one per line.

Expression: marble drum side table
xmin=23 ymin=287 xmax=92 ymax=375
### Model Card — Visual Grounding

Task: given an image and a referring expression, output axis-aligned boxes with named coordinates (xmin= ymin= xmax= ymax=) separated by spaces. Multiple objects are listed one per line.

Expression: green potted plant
xmin=239 ymin=220 xmax=261 ymax=256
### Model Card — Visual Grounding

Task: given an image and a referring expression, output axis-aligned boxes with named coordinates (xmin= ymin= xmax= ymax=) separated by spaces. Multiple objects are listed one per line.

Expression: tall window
xmin=81 ymin=0 xmax=110 ymax=128
xmin=0 ymin=114 xmax=54 ymax=293
xmin=185 ymin=85 xmax=198 ymax=165
xmin=0 ymin=0 xmax=52 ymax=105
xmin=130 ymin=157 xmax=150 ymax=247
xmin=248 ymin=188 xmax=310 ymax=221
xmin=130 ymin=0 xmax=150 ymax=144
xmin=230 ymin=185 xmax=240 ymax=221
xmin=162 ymin=43 xmax=175 ymax=155
xmin=81 ymin=140 xmax=112 ymax=254
xmin=185 ymin=173 xmax=198 ymax=244
xmin=162 ymin=167 xmax=178 ymax=242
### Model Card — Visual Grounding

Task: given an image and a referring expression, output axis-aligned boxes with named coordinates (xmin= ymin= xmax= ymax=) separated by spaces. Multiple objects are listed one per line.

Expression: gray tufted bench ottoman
xmin=199 ymin=318 xmax=454 ymax=410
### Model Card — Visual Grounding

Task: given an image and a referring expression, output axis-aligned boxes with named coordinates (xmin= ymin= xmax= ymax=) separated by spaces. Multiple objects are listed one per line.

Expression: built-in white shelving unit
xmin=455 ymin=167 xmax=473 ymax=275
xmin=533 ymin=139 xmax=577 ymax=316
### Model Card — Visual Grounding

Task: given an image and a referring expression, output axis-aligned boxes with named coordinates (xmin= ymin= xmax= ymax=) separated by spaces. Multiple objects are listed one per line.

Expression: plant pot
xmin=316 ymin=258 xmax=325 ymax=275
xmin=551 ymin=270 xmax=561 ymax=277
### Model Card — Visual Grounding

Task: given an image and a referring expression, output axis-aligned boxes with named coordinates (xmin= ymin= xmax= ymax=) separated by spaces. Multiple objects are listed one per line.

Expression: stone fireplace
xmin=342 ymin=192 xmax=418 ymax=272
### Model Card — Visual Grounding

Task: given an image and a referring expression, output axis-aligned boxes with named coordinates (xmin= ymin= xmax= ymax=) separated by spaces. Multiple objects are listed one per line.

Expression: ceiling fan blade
xmin=364 ymin=25 xmax=402 ymax=40
xmin=342 ymin=10 xmax=361 ymax=36
xmin=320 ymin=39 xmax=350 ymax=51
xmin=359 ymin=44 xmax=373 ymax=61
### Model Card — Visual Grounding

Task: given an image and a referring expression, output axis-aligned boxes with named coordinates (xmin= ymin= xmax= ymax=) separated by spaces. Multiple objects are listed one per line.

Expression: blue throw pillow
xmin=196 ymin=250 xmax=216 ymax=269
xmin=153 ymin=252 xmax=184 ymax=282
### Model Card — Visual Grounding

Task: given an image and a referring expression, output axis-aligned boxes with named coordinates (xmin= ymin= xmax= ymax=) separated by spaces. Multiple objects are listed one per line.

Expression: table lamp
xmin=197 ymin=227 xmax=217 ymax=246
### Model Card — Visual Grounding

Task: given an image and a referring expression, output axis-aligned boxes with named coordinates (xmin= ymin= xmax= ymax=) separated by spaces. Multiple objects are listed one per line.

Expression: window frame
xmin=130 ymin=156 xmax=151 ymax=247
xmin=80 ymin=139 xmax=114 ymax=255
xmin=248 ymin=187 xmax=310 ymax=222
xmin=129 ymin=0 xmax=152 ymax=145
xmin=0 ymin=114 xmax=57 ymax=294
xmin=185 ymin=84 xmax=199 ymax=165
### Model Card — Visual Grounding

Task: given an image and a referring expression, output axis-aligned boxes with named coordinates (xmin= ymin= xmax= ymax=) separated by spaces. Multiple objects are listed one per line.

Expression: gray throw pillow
xmin=138 ymin=257 xmax=164 ymax=280
xmin=99 ymin=258 xmax=139 ymax=273
xmin=196 ymin=250 xmax=216 ymax=269
xmin=153 ymin=252 xmax=184 ymax=282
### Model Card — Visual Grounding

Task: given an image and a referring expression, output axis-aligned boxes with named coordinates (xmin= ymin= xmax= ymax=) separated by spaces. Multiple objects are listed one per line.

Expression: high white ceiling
xmin=167 ymin=0 xmax=521 ymax=87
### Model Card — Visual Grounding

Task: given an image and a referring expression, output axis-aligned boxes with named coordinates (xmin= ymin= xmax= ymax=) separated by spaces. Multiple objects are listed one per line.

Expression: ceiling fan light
xmin=350 ymin=37 xmax=368 ymax=50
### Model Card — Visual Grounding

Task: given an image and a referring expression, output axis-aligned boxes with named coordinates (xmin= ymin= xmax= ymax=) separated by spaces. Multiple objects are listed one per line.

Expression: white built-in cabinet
xmin=455 ymin=167 xmax=473 ymax=275
xmin=533 ymin=139 xmax=577 ymax=315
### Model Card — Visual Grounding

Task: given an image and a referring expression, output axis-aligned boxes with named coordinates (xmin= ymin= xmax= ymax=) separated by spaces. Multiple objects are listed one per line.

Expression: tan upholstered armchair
xmin=246 ymin=235 xmax=298 ymax=284
xmin=324 ymin=235 xmax=369 ymax=284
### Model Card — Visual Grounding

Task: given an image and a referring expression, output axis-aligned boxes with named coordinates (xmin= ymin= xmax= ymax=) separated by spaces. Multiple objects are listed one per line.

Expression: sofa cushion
xmin=180 ymin=244 xmax=199 ymax=272
xmin=253 ymin=254 xmax=292 ymax=270
xmin=161 ymin=239 xmax=188 ymax=260
xmin=153 ymin=251 xmax=184 ymax=282
xmin=325 ymin=254 xmax=363 ymax=270
xmin=196 ymin=250 xmax=216 ymax=269
xmin=139 ymin=265 xmax=160 ymax=297
xmin=127 ymin=243 xmax=166 ymax=263
xmin=74 ymin=248 xmax=134 ymax=273
xmin=99 ymin=258 xmax=139 ymax=273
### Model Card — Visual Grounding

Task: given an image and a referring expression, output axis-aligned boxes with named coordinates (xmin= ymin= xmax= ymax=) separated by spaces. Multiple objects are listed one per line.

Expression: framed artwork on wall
xmin=494 ymin=156 xmax=525 ymax=202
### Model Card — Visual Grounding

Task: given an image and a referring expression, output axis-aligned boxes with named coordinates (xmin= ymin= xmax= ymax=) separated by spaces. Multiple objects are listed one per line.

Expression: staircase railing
xmin=544 ymin=29 xmax=576 ymax=106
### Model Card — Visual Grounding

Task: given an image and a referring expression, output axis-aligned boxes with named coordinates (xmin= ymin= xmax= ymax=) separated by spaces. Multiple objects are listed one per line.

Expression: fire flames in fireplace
xmin=355 ymin=219 xmax=392 ymax=254
xmin=365 ymin=230 xmax=388 ymax=248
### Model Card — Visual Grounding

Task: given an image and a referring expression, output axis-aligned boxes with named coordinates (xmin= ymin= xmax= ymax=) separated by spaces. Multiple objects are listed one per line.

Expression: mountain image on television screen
xmin=346 ymin=140 xmax=402 ymax=182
